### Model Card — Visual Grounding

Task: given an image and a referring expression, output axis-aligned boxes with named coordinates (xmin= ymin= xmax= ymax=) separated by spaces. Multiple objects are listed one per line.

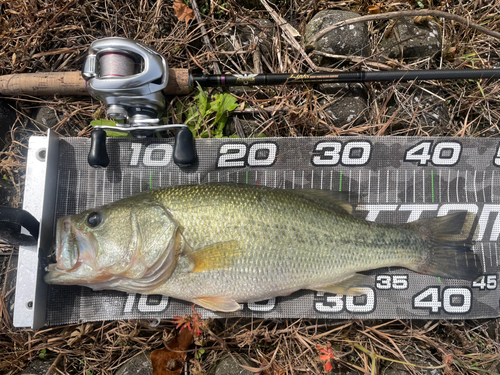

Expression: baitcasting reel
xmin=82 ymin=37 xmax=196 ymax=168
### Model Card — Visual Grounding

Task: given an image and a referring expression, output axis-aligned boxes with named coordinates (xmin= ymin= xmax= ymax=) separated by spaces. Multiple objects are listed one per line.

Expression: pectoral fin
xmin=187 ymin=241 xmax=241 ymax=273
xmin=193 ymin=297 xmax=242 ymax=312
xmin=312 ymin=273 xmax=367 ymax=295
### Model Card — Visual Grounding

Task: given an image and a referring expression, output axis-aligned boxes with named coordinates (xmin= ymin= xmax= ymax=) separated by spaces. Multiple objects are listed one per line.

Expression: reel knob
xmin=173 ymin=127 xmax=197 ymax=167
xmin=88 ymin=129 xmax=110 ymax=168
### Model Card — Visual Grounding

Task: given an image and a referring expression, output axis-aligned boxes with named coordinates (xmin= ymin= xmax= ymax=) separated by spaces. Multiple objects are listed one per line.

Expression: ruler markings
xmin=481 ymin=243 xmax=487 ymax=273
xmin=320 ymin=170 xmax=323 ymax=190
xmin=129 ymin=172 xmax=133 ymax=197
xmin=422 ymin=169 xmax=425 ymax=203
xmin=274 ymin=170 xmax=277 ymax=188
xmin=76 ymin=170 xmax=81 ymax=213
xmin=448 ymin=169 xmax=451 ymax=203
xmin=439 ymin=169 xmax=442 ymax=203
xmin=465 ymin=170 xmax=468 ymax=203
xmin=495 ymin=242 xmax=499 ymax=267
xmin=265 ymin=170 xmax=267 ymax=186
xmin=489 ymin=242 xmax=493 ymax=268
xmin=492 ymin=171 xmax=495 ymax=203
xmin=456 ymin=170 xmax=460 ymax=203
xmin=473 ymin=170 xmax=478 ymax=203
xmin=482 ymin=171 xmax=486 ymax=203
xmin=330 ymin=170 xmax=333 ymax=191
xmin=95 ymin=169 xmax=98 ymax=207
xmin=431 ymin=170 xmax=434 ymax=203
xmin=111 ymin=170 xmax=114 ymax=203
xmin=139 ymin=169 xmax=142 ymax=193
xmin=102 ymin=169 xmax=106 ymax=205
xmin=64 ymin=170 xmax=71 ymax=215
xmin=311 ymin=170 xmax=314 ymax=189
xmin=368 ymin=170 xmax=371 ymax=203
xmin=413 ymin=170 xmax=416 ymax=203
xmin=386 ymin=170 xmax=389 ymax=203
xmin=198 ymin=173 xmax=201 ymax=185
xmin=358 ymin=170 xmax=361 ymax=203
xmin=395 ymin=170 xmax=399 ymax=203
xmin=120 ymin=172 xmax=124 ymax=200
xmin=377 ymin=170 xmax=380 ymax=203
xmin=302 ymin=171 xmax=304 ymax=189
xmin=283 ymin=171 xmax=286 ymax=189
xmin=405 ymin=170 xmax=407 ymax=203
xmin=292 ymin=170 xmax=295 ymax=189
xmin=348 ymin=170 xmax=352 ymax=200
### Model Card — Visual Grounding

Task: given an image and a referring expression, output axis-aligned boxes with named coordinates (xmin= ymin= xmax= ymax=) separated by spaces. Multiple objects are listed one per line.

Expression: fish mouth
xmin=45 ymin=216 xmax=98 ymax=284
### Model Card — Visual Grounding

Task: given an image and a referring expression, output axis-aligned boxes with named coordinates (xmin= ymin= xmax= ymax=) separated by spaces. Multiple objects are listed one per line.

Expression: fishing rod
xmin=1 ymin=37 xmax=499 ymax=168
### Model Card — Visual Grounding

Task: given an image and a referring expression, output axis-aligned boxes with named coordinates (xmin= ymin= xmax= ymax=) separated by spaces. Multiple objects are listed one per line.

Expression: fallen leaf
xmin=151 ymin=328 xmax=194 ymax=375
xmin=173 ymin=0 xmax=194 ymax=24
xmin=367 ymin=5 xmax=380 ymax=14
xmin=444 ymin=46 xmax=457 ymax=61
xmin=414 ymin=15 xmax=433 ymax=25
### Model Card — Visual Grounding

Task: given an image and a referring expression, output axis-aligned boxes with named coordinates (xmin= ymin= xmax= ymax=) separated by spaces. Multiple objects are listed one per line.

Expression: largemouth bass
xmin=45 ymin=183 xmax=481 ymax=312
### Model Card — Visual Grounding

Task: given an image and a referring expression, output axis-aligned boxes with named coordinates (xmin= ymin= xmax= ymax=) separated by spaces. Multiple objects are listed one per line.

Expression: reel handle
xmin=88 ymin=129 xmax=110 ymax=168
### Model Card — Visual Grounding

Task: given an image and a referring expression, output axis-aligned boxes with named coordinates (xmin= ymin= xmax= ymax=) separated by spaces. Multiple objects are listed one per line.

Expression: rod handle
xmin=88 ymin=129 xmax=110 ymax=168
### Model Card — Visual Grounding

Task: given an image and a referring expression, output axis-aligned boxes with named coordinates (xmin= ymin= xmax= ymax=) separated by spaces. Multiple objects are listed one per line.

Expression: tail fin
xmin=408 ymin=212 xmax=482 ymax=281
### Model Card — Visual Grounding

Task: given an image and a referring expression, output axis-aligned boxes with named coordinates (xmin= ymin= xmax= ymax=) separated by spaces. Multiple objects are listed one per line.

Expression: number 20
xmin=217 ymin=143 xmax=277 ymax=168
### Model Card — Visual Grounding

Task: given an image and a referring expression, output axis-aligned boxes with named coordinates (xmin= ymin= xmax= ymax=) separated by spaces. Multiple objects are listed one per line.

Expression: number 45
xmin=472 ymin=275 xmax=497 ymax=290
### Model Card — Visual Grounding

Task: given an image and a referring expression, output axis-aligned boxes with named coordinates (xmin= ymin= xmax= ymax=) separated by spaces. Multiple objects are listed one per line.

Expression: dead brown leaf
xmin=173 ymin=0 xmax=194 ymax=24
xmin=151 ymin=328 xmax=194 ymax=375
xmin=367 ymin=5 xmax=380 ymax=14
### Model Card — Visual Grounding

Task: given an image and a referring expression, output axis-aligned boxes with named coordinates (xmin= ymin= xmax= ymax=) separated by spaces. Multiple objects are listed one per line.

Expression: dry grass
xmin=1 ymin=0 xmax=500 ymax=373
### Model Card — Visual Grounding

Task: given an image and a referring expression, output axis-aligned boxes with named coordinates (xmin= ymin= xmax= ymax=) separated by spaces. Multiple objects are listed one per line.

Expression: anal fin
xmin=312 ymin=273 xmax=367 ymax=295
xmin=193 ymin=296 xmax=242 ymax=312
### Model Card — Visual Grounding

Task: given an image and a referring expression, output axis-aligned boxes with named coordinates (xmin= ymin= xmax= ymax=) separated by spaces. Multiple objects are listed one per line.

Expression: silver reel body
xmin=82 ymin=37 xmax=168 ymax=128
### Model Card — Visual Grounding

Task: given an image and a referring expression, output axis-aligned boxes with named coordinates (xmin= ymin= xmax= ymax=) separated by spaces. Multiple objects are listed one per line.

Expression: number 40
xmin=404 ymin=141 xmax=462 ymax=166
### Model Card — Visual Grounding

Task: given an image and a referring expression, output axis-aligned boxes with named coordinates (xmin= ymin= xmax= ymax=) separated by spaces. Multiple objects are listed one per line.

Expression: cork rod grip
xmin=0 ymin=69 xmax=191 ymax=96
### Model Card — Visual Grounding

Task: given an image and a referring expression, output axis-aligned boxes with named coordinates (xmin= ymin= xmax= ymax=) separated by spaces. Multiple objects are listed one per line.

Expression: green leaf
xmin=209 ymin=92 xmax=238 ymax=136
xmin=196 ymin=348 xmax=205 ymax=359
xmin=39 ymin=349 xmax=46 ymax=359
xmin=416 ymin=0 xmax=424 ymax=8
xmin=186 ymin=84 xmax=210 ymax=135
xmin=90 ymin=119 xmax=130 ymax=138
xmin=185 ymin=86 xmax=238 ymax=138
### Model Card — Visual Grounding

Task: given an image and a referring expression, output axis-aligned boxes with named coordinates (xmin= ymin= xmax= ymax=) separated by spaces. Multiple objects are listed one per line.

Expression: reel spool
xmin=82 ymin=37 xmax=196 ymax=168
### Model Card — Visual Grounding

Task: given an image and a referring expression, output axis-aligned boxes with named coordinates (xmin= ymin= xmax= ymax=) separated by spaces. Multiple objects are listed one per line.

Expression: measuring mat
xmin=18 ymin=136 xmax=500 ymax=326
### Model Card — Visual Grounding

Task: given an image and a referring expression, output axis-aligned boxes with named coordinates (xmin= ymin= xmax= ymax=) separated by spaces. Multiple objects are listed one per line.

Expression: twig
xmin=190 ymin=0 xmax=221 ymax=74
xmin=311 ymin=51 xmax=395 ymax=71
xmin=307 ymin=10 xmax=500 ymax=47
xmin=260 ymin=0 xmax=318 ymax=70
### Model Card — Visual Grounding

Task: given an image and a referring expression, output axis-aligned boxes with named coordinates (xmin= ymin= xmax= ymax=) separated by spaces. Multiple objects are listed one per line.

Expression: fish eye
xmin=87 ymin=212 xmax=102 ymax=228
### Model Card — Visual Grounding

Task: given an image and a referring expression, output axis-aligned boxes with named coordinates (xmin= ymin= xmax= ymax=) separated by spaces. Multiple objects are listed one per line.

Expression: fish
xmin=44 ymin=183 xmax=481 ymax=312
